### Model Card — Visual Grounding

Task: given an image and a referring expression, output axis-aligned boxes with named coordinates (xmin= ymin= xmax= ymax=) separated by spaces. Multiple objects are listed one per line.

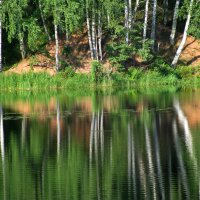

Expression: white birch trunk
xmin=92 ymin=6 xmax=97 ymax=60
xmin=86 ymin=0 xmax=94 ymax=59
xmin=143 ymin=0 xmax=150 ymax=45
xmin=132 ymin=0 xmax=139 ymax=25
xmin=170 ymin=0 xmax=180 ymax=45
xmin=98 ymin=11 xmax=103 ymax=61
xmin=39 ymin=0 xmax=51 ymax=41
xmin=66 ymin=26 xmax=69 ymax=42
xmin=171 ymin=0 xmax=194 ymax=66
xmin=19 ymin=32 xmax=26 ymax=59
xmin=54 ymin=23 xmax=59 ymax=71
xmin=128 ymin=0 xmax=132 ymax=29
xmin=107 ymin=10 xmax=110 ymax=26
xmin=125 ymin=0 xmax=129 ymax=44
xmin=0 ymin=0 xmax=2 ymax=72
xmin=151 ymin=0 xmax=157 ymax=51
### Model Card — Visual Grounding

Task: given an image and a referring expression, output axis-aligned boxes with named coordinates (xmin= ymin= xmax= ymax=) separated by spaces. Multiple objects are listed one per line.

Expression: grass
xmin=1 ymin=65 xmax=200 ymax=91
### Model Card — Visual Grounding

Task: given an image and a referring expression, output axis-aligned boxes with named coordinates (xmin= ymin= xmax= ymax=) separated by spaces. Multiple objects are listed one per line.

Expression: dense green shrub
xmin=91 ymin=61 xmax=104 ymax=83
xmin=128 ymin=68 xmax=143 ymax=80
xmin=106 ymin=42 xmax=136 ymax=72
xmin=175 ymin=65 xmax=200 ymax=79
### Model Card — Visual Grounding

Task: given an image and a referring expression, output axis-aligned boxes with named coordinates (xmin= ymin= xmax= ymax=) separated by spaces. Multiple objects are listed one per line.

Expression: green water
xmin=0 ymin=89 xmax=200 ymax=199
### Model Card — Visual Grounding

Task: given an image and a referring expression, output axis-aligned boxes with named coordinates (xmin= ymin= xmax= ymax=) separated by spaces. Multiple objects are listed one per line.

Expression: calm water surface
xmin=0 ymin=90 xmax=200 ymax=199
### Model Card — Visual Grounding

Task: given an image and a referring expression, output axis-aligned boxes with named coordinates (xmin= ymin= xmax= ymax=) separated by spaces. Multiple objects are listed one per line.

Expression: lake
xmin=0 ymin=88 xmax=199 ymax=199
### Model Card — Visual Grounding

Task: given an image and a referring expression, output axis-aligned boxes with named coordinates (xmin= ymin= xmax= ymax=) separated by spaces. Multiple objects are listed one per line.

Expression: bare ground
xmin=6 ymin=28 xmax=200 ymax=75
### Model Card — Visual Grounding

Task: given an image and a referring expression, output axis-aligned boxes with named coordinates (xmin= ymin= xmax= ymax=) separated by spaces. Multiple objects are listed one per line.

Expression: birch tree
xmin=4 ymin=0 xmax=28 ymax=59
xmin=171 ymin=0 xmax=194 ymax=66
xmin=38 ymin=0 xmax=52 ymax=41
xmin=143 ymin=0 xmax=150 ymax=44
xmin=86 ymin=0 xmax=94 ymax=59
xmin=151 ymin=0 xmax=157 ymax=51
xmin=0 ymin=0 xmax=2 ymax=72
xmin=44 ymin=0 xmax=64 ymax=71
xmin=163 ymin=0 xmax=168 ymax=26
xmin=170 ymin=0 xmax=181 ymax=45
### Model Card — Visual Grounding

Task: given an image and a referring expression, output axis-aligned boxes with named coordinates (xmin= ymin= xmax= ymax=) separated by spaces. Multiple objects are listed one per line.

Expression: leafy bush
xmin=106 ymin=42 xmax=135 ymax=72
xmin=137 ymin=40 xmax=153 ymax=62
xmin=176 ymin=65 xmax=200 ymax=79
xmin=150 ymin=57 xmax=177 ymax=76
xmin=91 ymin=61 xmax=104 ymax=83
xmin=128 ymin=68 xmax=143 ymax=80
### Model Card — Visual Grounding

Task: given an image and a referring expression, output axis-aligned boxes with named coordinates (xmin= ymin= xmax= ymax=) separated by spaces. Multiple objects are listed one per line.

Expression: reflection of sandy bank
xmin=182 ymin=103 xmax=200 ymax=128
xmin=180 ymin=92 xmax=200 ymax=128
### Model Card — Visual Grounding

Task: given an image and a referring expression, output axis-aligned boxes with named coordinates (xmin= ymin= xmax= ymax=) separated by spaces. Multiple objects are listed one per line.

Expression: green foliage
xmin=176 ymin=65 xmax=200 ymax=78
xmin=150 ymin=57 xmax=177 ymax=76
xmin=107 ymin=42 xmax=135 ymax=72
xmin=91 ymin=61 xmax=104 ymax=83
xmin=62 ymin=66 xmax=75 ymax=78
xmin=128 ymin=68 xmax=143 ymax=80
xmin=137 ymin=41 xmax=153 ymax=62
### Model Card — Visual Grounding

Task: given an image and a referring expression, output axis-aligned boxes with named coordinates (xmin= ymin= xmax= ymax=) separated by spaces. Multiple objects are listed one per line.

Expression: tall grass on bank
xmin=1 ymin=64 xmax=200 ymax=91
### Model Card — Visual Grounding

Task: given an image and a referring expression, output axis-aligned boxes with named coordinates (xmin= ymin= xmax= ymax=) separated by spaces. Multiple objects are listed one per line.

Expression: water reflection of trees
xmin=0 ymin=95 xmax=200 ymax=199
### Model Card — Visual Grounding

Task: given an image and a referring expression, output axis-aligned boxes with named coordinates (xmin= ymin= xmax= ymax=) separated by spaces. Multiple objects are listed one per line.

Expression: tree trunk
xmin=0 ymin=0 xmax=2 ymax=72
xmin=66 ymin=25 xmax=69 ymax=42
xmin=86 ymin=0 xmax=94 ymax=59
xmin=132 ymin=0 xmax=139 ymax=25
xmin=125 ymin=0 xmax=129 ymax=44
xmin=143 ymin=0 xmax=150 ymax=45
xmin=128 ymin=0 xmax=132 ymax=30
xmin=19 ymin=32 xmax=26 ymax=59
xmin=163 ymin=0 xmax=168 ymax=26
xmin=92 ymin=5 xmax=97 ymax=60
xmin=151 ymin=0 xmax=157 ymax=51
xmin=171 ymin=0 xmax=194 ymax=66
xmin=39 ymin=0 xmax=51 ymax=41
xmin=54 ymin=23 xmax=59 ymax=71
xmin=170 ymin=0 xmax=180 ymax=45
xmin=98 ymin=10 xmax=103 ymax=61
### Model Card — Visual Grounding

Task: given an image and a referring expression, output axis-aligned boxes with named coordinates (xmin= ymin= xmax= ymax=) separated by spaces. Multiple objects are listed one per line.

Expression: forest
xmin=0 ymin=0 xmax=200 ymax=88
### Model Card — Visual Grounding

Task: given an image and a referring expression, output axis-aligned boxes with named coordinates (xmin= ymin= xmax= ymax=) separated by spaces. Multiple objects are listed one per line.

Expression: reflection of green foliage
xmin=1 ymin=90 xmax=200 ymax=199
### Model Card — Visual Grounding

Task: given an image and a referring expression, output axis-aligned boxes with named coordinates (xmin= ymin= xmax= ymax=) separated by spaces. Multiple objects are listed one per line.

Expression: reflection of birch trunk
xmin=145 ymin=125 xmax=156 ymax=199
xmin=138 ymin=158 xmax=147 ymax=199
xmin=90 ymin=111 xmax=104 ymax=164
xmin=94 ymin=113 xmax=100 ymax=200
xmin=21 ymin=116 xmax=27 ymax=148
xmin=68 ymin=126 xmax=71 ymax=155
xmin=56 ymin=101 xmax=61 ymax=157
xmin=127 ymin=122 xmax=136 ymax=198
xmin=89 ymin=113 xmax=95 ymax=164
xmin=128 ymin=123 xmax=132 ymax=197
xmin=172 ymin=120 xmax=190 ymax=198
xmin=100 ymin=110 xmax=104 ymax=164
xmin=153 ymin=117 xmax=165 ymax=199
xmin=168 ymin=150 xmax=172 ymax=200
xmin=173 ymin=100 xmax=195 ymax=161
xmin=0 ymin=106 xmax=6 ymax=200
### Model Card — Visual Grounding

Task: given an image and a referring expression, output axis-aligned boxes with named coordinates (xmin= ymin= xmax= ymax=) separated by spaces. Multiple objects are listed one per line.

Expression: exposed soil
xmin=6 ymin=27 xmax=200 ymax=75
